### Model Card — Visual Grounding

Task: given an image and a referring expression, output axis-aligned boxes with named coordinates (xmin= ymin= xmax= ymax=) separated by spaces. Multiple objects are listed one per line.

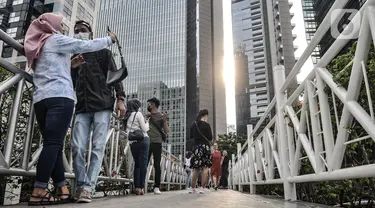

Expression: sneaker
xmin=189 ymin=188 xmax=196 ymax=194
xmin=76 ymin=189 xmax=92 ymax=203
xmin=74 ymin=187 xmax=83 ymax=201
xmin=154 ymin=187 xmax=162 ymax=195
xmin=199 ymin=188 xmax=209 ymax=194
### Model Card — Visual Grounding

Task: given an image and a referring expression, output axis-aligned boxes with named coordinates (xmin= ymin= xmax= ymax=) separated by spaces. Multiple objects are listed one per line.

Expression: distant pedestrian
xmin=185 ymin=151 xmax=193 ymax=189
xmin=211 ymin=143 xmax=221 ymax=190
xmin=220 ymin=150 xmax=229 ymax=189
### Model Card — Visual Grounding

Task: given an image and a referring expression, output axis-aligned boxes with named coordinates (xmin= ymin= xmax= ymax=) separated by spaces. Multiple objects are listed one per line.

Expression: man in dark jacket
xmin=70 ymin=20 xmax=126 ymax=203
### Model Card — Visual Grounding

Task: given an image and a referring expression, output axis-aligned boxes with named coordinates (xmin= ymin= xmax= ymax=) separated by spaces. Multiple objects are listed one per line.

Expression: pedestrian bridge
xmin=13 ymin=190 xmax=330 ymax=208
xmin=3 ymin=0 xmax=375 ymax=207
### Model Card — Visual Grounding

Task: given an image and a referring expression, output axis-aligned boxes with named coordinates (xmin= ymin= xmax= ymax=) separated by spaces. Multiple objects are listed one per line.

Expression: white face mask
xmin=73 ymin=32 xmax=90 ymax=40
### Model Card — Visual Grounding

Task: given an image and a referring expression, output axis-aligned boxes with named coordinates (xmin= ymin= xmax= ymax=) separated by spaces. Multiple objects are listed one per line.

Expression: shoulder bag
xmin=149 ymin=117 xmax=167 ymax=142
xmin=127 ymin=112 xmax=144 ymax=141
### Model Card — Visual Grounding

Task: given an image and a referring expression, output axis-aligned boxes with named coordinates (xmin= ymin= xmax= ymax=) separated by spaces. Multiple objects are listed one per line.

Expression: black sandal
xmin=56 ymin=193 xmax=73 ymax=204
xmin=53 ymin=187 xmax=74 ymax=204
xmin=28 ymin=192 xmax=57 ymax=206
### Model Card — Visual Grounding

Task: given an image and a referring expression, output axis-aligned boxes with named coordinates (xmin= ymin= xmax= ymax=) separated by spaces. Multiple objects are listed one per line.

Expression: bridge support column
xmin=247 ymin=125 xmax=256 ymax=194
xmin=273 ymin=65 xmax=297 ymax=201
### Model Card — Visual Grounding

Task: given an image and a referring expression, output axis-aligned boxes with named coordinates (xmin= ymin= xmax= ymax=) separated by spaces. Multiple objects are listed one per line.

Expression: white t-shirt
xmin=126 ymin=112 xmax=149 ymax=137
xmin=185 ymin=158 xmax=191 ymax=168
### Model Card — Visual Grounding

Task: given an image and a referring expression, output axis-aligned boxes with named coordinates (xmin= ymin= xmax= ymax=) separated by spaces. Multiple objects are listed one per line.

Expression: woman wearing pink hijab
xmin=24 ymin=13 xmax=116 ymax=206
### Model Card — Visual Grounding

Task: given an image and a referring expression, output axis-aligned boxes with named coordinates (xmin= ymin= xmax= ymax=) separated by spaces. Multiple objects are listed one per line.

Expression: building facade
xmin=312 ymin=0 xmax=366 ymax=57
xmin=0 ymin=0 xmax=100 ymax=68
xmin=232 ymin=0 xmax=296 ymax=134
xmin=234 ymin=47 xmax=250 ymax=136
xmin=96 ymin=0 xmax=226 ymax=156
xmin=301 ymin=0 xmax=320 ymax=64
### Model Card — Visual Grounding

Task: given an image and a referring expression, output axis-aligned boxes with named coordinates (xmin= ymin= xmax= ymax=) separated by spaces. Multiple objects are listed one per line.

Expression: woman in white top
xmin=185 ymin=151 xmax=193 ymax=189
xmin=124 ymin=99 xmax=150 ymax=195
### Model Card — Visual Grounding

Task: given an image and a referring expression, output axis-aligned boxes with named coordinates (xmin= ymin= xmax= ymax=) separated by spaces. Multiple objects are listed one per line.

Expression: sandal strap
xmin=30 ymin=192 xmax=55 ymax=202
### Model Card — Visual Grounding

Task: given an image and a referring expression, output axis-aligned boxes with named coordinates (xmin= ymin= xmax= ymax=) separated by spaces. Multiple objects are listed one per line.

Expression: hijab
xmin=24 ymin=13 xmax=63 ymax=69
xmin=124 ymin=99 xmax=141 ymax=125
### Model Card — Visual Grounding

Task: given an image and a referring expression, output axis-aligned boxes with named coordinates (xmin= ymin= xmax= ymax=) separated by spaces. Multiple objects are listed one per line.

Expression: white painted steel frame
xmin=229 ymin=0 xmax=375 ymax=201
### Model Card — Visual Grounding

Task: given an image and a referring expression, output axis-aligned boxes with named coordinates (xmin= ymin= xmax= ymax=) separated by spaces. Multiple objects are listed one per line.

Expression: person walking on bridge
xmin=69 ymin=20 xmax=126 ymax=203
xmin=24 ymin=13 xmax=116 ymax=206
xmin=189 ymin=109 xmax=213 ymax=194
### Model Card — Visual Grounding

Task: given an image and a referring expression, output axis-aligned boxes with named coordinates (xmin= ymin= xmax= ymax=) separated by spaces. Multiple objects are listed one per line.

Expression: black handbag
xmin=127 ymin=112 xmax=144 ymax=141
xmin=106 ymin=26 xmax=128 ymax=87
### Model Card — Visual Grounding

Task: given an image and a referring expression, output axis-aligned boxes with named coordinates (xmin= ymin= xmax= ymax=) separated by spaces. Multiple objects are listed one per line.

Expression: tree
xmin=216 ymin=132 xmax=247 ymax=157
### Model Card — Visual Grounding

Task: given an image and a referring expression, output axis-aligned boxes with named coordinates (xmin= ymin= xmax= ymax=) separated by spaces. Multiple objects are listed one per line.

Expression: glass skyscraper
xmin=232 ymin=0 xmax=296 ymax=134
xmin=96 ymin=0 xmax=226 ymax=156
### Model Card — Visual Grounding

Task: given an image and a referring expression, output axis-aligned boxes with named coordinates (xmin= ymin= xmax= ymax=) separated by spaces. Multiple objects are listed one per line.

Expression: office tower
xmin=301 ymin=0 xmax=320 ymax=64
xmin=0 ymin=0 xmax=99 ymax=67
xmin=234 ymin=47 xmax=250 ymax=136
xmin=96 ymin=0 xmax=226 ymax=156
xmin=312 ymin=0 xmax=366 ymax=57
xmin=232 ymin=0 xmax=296 ymax=131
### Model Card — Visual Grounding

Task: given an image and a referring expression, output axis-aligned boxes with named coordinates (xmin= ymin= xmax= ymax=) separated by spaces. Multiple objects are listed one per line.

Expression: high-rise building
xmin=0 ymin=0 xmax=99 ymax=68
xmin=301 ymin=0 xmax=320 ymax=64
xmin=96 ymin=0 xmax=226 ymax=156
xmin=232 ymin=0 xmax=296 ymax=131
xmin=311 ymin=0 xmax=366 ymax=57
xmin=234 ymin=47 xmax=250 ymax=136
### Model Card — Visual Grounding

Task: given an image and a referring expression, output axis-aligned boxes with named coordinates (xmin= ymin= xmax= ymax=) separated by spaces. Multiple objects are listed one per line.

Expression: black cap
xmin=147 ymin=97 xmax=160 ymax=108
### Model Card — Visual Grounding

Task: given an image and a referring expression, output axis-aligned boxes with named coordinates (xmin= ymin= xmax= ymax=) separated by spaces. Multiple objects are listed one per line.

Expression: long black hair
xmin=186 ymin=151 xmax=192 ymax=159
xmin=196 ymin=109 xmax=209 ymax=121
xmin=124 ymin=99 xmax=141 ymax=125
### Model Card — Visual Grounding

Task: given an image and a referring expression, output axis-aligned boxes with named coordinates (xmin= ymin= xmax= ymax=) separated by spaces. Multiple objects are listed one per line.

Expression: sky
xmin=223 ymin=0 xmax=314 ymax=127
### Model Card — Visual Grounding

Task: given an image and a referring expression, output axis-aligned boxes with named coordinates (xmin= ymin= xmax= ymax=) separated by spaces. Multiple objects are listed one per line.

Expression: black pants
xmin=34 ymin=97 xmax=74 ymax=189
xmin=148 ymin=143 xmax=162 ymax=188
xmin=220 ymin=170 xmax=229 ymax=188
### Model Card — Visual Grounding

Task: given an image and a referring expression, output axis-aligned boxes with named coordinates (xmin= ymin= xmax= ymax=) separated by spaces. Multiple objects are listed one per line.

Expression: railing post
xmin=237 ymin=143 xmax=242 ymax=192
xmin=231 ymin=154 xmax=235 ymax=190
xmin=247 ymin=124 xmax=256 ymax=194
xmin=179 ymin=154 xmax=182 ymax=190
xmin=22 ymin=103 xmax=35 ymax=170
xmin=167 ymin=144 xmax=172 ymax=191
xmin=273 ymin=65 xmax=296 ymax=201
xmin=4 ymin=79 xmax=24 ymax=165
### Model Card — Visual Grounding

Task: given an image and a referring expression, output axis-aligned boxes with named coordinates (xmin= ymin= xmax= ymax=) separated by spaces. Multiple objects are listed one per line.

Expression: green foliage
xmin=216 ymin=132 xmax=247 ymax=157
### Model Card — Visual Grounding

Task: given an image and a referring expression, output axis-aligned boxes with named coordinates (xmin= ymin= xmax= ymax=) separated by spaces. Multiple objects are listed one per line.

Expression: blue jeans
xmin=34 ymin=97 xmax=74 ymax=189
xmin=71 ymin=110 xmax=111 ymax=193
xmin=186 ymin=168 xmax=192 ymax=188
xmin=130 ymin=137 xmax=150 ymax=189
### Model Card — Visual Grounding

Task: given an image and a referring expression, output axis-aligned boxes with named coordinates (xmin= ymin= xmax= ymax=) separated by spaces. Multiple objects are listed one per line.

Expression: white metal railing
xmin=0 ymin=29 xmax=185 ymax=204
xmin=229 ymin=0 xmax=375 ymax=201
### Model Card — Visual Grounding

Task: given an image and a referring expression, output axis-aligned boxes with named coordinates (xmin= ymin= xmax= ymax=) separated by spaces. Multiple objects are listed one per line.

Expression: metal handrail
xmin=229 ymin=0 xmax=375 ymax=201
